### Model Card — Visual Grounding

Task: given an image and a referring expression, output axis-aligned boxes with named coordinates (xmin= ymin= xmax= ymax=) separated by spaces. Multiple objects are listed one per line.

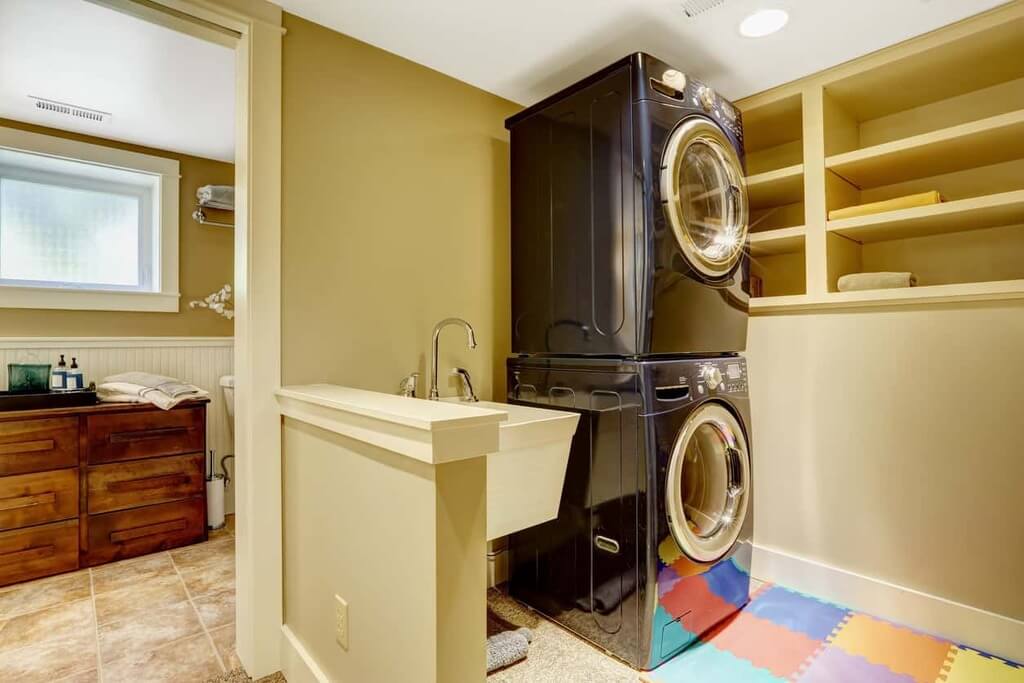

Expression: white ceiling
xmin=278 ymin=0 xmax=1008 ymax=105
xmin=0 ymin=0 xmax=235 ymax=162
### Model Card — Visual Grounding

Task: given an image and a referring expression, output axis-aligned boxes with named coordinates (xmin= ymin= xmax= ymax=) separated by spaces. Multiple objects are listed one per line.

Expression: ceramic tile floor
xmin=0 ymin=518 xmax=237 ymax=683
xmin=489 ymin=579 xmax=1024 ymax=683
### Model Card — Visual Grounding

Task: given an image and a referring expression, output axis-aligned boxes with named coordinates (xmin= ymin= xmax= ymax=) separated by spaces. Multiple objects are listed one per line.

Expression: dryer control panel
xmin=695 ymin=359 xmax=748 ymax=395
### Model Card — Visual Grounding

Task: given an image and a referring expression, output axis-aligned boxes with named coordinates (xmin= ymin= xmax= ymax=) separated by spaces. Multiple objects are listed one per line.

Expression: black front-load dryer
xmin=506 ymin=355 xmax=753 ymax=669
xmin=506 ymin=52 xmax=750 ymax=356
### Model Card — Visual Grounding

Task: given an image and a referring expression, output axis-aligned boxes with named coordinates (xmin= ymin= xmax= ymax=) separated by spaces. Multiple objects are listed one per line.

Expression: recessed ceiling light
xmin=738 ymin=8 xmax=789 ymax=38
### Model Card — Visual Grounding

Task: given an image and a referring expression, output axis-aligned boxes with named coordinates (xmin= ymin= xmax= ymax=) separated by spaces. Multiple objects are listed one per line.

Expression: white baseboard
xmin=281 ymin=625 xmax=330 ymax=683
xmin=752 ymin=544 xmax=1024 ymax=663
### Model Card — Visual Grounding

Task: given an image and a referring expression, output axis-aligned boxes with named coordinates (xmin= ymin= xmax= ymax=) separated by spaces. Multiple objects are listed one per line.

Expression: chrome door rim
xmin=660 ymin=117 xmax=749 ymax=279
xmin=665 ymin=402 xmax=750 ymax=563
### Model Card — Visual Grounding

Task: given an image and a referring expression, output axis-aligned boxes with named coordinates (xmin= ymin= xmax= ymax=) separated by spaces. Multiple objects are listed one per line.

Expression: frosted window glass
xmin=0 ymin=178 xmax=142 ymax=288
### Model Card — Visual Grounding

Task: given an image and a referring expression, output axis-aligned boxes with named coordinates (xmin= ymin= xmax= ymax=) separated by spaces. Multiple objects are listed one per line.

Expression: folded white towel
xmin=837 ymin=272 xmax=917 ymax=292
xmin=196 ymin=185 xmax=234 ymax=210
xmin=103 ymin=372 xmax=202 ymax=399
xmin=97 ymin=381 xmax=208 ymax=410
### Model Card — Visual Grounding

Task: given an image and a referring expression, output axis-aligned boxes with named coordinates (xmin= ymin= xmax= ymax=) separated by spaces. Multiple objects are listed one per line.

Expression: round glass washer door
xmin=660 ymin=117 xmax=749 ymax=279
xmin=666 ymin=402 xmax=750 ymax=563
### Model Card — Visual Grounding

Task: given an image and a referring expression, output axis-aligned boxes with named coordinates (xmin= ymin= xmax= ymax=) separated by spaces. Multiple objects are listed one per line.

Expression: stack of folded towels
xmin=97 ymin=372 xmax=208 ymax=410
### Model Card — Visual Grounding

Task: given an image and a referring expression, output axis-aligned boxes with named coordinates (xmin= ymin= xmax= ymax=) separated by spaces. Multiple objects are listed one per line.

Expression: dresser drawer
xmin=87 ymin=453 xmax=204 ymax=514
xmin=86 ymin=407 xmax=205 ymax=464
xmin=85 ymin=497 xmax=205 ymax=566
xmin=0 ymin=417 xmax=79 ymax=476
xmin=0 ymin=469 xmax=79 ymax=531
xmin=0 ymin=519 xmax=79 ymax=587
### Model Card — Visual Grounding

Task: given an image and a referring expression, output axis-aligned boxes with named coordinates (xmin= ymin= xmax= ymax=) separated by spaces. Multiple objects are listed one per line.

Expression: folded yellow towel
xmin=837 ymin=272 xmax=917 ymax=292
xmin=828 ymin=191 xmax=943 ymax=221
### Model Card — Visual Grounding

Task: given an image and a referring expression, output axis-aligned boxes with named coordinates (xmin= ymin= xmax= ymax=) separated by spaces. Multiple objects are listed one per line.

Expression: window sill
xmin=0 ymin=285 xmax=180 ymax=313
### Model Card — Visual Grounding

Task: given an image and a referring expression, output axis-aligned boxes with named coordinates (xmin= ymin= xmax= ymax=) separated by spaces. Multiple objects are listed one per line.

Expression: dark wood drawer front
xmin=88 ymin=453 xmax=204 ymax=514
xmin=0 ymin=418 xmax=79 ymax=476
xmin=0 ymin=469 xmax=79 ymax=530
xmin=86 ymin=407 xmax=204 ymax=464
xmin=85 ymin=498 xmax=205 ymax=566
xmin=0 ymin=519 xmax=79 ymax=587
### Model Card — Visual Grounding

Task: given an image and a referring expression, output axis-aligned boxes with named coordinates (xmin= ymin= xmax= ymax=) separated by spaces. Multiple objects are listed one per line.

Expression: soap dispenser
xmin=67 ymin=358 xmax=84 ymax=391
xmin=51 ymin=355 xmax=68 ymax=391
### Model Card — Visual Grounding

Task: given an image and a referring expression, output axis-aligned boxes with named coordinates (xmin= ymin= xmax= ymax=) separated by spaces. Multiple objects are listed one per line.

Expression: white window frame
xmin=0 ymin=127 xmax=179 ymax=312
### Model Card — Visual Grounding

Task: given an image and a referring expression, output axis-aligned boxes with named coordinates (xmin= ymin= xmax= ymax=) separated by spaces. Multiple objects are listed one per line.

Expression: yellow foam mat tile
xmin=939 ymin=646 xmax=1024 ymax=683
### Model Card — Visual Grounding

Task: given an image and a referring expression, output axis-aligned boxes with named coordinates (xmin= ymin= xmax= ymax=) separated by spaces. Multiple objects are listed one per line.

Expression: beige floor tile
xmin=0 ymin=570 xmax=91 ymax=619
xmin=0 ymin=597 xmax=94 ymax=653
xmin=0 ymin=630 xmax=98 ymax=683
xmin=90 ymin=552 xmax=177 ymax=595
xmin=102 ymin=631 xmax=224 ymax=683
xmin=93 ymin=572 xmax=189 ymax=625
xmin=210 ymin=623 xmax=242 ymax=671
xmin=180 ymin=557 xmax=235 ymax=597
xmin=193 ymin=586 xmax=236 ymax=629
xmin=97 ymin=599 xmax=204 ymax=663
xmin=54 ymin=670 xmax=100 ymax=683
xmin=169 ymin=537 xmax=234 ymax=573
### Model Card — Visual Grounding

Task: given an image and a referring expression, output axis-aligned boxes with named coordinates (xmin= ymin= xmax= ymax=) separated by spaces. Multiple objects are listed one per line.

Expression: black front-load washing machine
xmin=506 ymin=52 xmax=750 ymax=357
xmin=506 ymin=355 xmax=753 ymax=670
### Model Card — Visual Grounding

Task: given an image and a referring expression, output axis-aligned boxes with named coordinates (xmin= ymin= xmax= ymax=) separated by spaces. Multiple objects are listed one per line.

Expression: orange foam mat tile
xmin=828 ymin=613 xmax=952 ymax=683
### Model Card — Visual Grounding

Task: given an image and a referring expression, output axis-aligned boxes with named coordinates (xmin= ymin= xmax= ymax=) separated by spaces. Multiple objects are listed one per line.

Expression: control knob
xmin=702 ymin=366 xmax=723 ymax=390
xmin=698 ymin=86 xmax=716 ymax=112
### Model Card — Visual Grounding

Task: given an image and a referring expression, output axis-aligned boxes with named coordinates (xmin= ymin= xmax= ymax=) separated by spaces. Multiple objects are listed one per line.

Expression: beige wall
xmin=280 ymin=14 xmax=518 ymax=399
xmin=747 ymin=301 xmax=1024 ymax=620
xmin=0 ymin=118 xmax=234 ymax=337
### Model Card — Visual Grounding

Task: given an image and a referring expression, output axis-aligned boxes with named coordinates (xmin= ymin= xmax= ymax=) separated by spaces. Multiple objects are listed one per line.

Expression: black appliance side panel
xmin=507 ymin=360 xmax=644 ymax=666
xmin=509 ymin=65 xmax=638 ymax=355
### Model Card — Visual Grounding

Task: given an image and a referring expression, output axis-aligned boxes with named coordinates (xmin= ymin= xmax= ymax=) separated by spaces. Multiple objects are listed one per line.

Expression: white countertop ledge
xmin=276 ymin=384 xmax=506 ymax=465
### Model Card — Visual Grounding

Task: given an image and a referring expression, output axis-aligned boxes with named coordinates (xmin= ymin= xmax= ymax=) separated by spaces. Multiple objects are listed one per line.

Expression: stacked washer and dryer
xmin=504 ymin=53 xmax=754 ymax=670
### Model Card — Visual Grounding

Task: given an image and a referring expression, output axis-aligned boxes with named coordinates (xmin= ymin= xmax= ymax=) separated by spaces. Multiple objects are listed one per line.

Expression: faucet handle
xmin=398 ymin=372 xmax=419 ymax=398
xmin=450 ymin=367 xmax=479 ymax=402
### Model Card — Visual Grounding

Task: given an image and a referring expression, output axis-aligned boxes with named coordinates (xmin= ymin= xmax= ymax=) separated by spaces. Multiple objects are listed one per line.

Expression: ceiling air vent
xmin=680 ymin=0 xmax=727 ymax=17
xmin=28 ymin=96 xmax=111 ymax=124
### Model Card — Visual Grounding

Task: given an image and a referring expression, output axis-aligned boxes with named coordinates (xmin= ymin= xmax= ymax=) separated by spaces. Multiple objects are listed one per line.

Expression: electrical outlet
xmin=334 ymin=594 xmax=348 ymax=650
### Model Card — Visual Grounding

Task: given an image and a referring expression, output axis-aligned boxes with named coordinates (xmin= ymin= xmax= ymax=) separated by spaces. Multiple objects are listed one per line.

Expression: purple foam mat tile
xmin=796 ymin=646 xmax=917 ymax=683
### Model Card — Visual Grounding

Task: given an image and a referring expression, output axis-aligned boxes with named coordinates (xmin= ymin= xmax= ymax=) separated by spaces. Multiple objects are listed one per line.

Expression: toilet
xmin=220 ymin=374 xmax=235 ymax=427
xmin=219 ymin=375 xmax=235 ymax=516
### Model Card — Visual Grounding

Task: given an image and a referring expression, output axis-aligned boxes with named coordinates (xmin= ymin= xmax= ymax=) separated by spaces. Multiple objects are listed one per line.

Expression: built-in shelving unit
xmin=738 ymin=1 xmax=1024 ymax=311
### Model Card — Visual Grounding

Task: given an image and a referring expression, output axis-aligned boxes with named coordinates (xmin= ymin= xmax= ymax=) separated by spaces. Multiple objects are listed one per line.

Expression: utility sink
xmin=444 ymin=398 xmax=579 ymax=540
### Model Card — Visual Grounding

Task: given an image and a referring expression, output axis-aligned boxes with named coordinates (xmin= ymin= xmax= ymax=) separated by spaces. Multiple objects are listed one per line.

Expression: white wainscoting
xmin=0 ymin=336 xmax=236 ymax=512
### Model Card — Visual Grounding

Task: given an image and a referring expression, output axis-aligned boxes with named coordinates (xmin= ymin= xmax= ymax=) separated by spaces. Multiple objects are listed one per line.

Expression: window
xmin=0 ymin=128 xmax=179 ymax=312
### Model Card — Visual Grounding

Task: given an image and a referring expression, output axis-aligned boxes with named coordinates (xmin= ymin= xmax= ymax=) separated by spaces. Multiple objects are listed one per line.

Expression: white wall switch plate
xmin=334 ymin=594 xmax=348 ymax=650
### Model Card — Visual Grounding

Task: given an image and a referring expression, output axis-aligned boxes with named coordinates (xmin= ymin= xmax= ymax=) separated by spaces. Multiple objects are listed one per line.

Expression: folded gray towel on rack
xmin=196 ymin=185 xmax=235 ymax=210
xmin=837 ymin=272 xmax=917 ymax=292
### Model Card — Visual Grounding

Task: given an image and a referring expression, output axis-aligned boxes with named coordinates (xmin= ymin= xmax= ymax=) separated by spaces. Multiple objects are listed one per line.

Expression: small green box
xmin=8 ymin=364 xmax=52 ymax=392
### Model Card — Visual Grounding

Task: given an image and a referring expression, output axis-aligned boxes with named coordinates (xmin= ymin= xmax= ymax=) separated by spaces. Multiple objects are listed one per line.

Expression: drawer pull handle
xmin=0 ymin=439 xmax=55 ymax=456
xmin=0 ymin=492 xmax=57 ymax=512
xmin=109 ymin=427 xmax=190 ymax=444
xmin=0 ymin=544 xmax=55 ymax=565
xmin=110 ymin=518 xmax=188 ymax=544
xmin=595 ymin=535 xmax=620 ymax=554
xmin=107 ymin=474 xmax=192 ymax=493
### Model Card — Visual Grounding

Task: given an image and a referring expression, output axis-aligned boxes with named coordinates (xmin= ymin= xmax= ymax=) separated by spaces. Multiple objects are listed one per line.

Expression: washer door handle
xmin=726 ymin=446 xmax=745 ymax=497
xmin=594 ymin=535 xmax=620 ymax=554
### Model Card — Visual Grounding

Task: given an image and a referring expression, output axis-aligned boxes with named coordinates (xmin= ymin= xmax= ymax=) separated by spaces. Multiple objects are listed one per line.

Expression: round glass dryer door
xmin=666 ymin=402 xmax=750 ymax=563
xmin=660 ymin=118 xmax=749 ymax=279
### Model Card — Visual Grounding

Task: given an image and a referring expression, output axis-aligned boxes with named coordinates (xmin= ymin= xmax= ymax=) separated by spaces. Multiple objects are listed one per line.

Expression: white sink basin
xmin=443 ymin=398 xmax=579 ymax=540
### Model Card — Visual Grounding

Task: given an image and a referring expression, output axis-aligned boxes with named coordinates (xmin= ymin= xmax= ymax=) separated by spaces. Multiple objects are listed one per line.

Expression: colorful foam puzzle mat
xmin=643 ymin=582 xmax=1023 ymax=683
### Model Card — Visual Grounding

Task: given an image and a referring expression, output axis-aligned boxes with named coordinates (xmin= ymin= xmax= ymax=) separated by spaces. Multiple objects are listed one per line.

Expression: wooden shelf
xmin=750 ymin=279 xmax=1024 ymax=313
xmin=749 ymin=226 xmax=806 ymax=256
xmin=826 ymin=109 xmax=1024 ymax=187
xmin=828 ymin=190 xmax=1024 ymax=243
xmin=746 ymin=164 xmax=803 ymax=208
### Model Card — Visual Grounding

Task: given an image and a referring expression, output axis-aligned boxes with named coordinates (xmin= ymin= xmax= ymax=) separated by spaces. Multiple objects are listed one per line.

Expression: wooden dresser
xmin=0 ymin=400 xmax=208 ymax=587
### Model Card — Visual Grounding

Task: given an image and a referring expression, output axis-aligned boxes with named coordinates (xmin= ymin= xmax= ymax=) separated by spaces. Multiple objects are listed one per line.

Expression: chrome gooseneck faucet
xmin=429 ymin=317 xmax=477 ymax=400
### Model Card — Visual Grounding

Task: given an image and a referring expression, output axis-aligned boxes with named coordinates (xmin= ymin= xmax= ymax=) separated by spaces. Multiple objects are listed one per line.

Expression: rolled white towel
xmin=837 ymin=272 xmax=917 ymax=292
xmin=196 ymin=185 xmax=234 ymax=210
